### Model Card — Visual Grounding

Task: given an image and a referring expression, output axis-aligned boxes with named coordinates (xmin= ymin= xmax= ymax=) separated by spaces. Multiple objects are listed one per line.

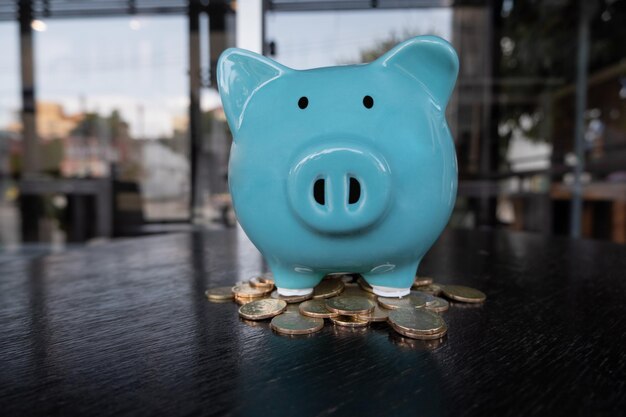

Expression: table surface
xmin=1 ymin=228 xmax=625 ymax=417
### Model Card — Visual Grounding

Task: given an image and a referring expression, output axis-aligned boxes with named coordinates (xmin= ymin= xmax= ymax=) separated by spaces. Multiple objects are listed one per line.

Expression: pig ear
xmin=217 ymin=48 xmax=289 ymax=133
xmin=375 ymin=36 xmax=459 ymax=108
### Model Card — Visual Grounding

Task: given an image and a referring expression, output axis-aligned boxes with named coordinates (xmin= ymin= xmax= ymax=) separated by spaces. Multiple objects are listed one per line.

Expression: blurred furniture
xmin=509 ymin=182 xmax=626 ymax=242
xmin=112 ymin=180 xmax=145 ymax=237
xmin=551 ymin=182 xmax=626 ymax=243
xmin=1 ymin=228 xmax=624 ymax=416
xmin=19 ymin=178 xmax=111 ymax=242
xmin=508 ymin=192 xmax=553 ymax=234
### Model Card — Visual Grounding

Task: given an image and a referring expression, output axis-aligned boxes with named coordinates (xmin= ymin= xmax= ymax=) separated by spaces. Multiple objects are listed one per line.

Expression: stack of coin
xmin=412 ymin=275 xmax=433 ymax=287
xmin=231 ymin=282 xmax=273 ymax=305
xmin=325 ymin=296 xmax=375 ymax=328
xmin=270 ymin=313 xmax=324 ymax=335
xmin=299 ymin=299 xmax=338 ymax=318
xmin=205 ymin=273 xmax=487 ymax=343
xmin=249 ymin=275 xmax=274 ymax=290
xmin=387 ymin=308 xmax=448 ymax=340
xmin=342 ymin=283 xmax=377 ymax=300
xmin=377 ymin=291 xmax=436 ymax=310
xmin=440 ymin=284 xmax=486 ymax=303
xmin=239 ymin=298 xmax=287 ymax=320
xmin=312 ymin=278 xmax=345 ymax=299
xmin=412 ymin=275 xmax=443 ymax=296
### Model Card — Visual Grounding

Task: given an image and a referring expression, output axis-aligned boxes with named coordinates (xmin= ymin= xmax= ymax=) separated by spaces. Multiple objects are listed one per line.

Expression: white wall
xmin=236 ymin=0 xmax=264 ymax=53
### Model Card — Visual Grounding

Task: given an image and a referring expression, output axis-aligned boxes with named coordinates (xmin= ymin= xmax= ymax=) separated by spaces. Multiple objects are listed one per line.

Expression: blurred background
xmin=0 ymin=0 xmax=624 ymax=250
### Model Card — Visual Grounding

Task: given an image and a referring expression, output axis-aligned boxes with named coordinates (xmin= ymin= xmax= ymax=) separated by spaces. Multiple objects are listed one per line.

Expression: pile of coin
xmin=205 ymin=273 xmax=486 ymax=341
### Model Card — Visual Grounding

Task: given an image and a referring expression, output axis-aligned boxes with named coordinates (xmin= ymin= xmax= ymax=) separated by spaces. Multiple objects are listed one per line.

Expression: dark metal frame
xmin=18 ymin=0 xmax=38 ymax=177
xmin=189 ymin=0 xmax=202 ymax=219
xmin=1 ymin=1 xmax=187 ymax=21
xmin=267 ymin=0 xmax=454 ymax=12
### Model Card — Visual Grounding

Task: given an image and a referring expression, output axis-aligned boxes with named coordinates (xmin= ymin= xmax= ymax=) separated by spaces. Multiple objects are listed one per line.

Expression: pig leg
xmin=361 ymin=262 xmax=418 ymax=298
xmin=269 ymin=263 xmax=325 ymax=296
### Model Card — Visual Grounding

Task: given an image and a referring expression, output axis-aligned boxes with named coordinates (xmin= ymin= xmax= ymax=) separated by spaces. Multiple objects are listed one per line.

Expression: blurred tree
xmin=358 ymin=33 xmax=406 ymax=62
xmin=354 ymin=29 xmax=443 ymax=63
xmin=498 ymin=0 xmax=625 ymax=142
xmin=71 ymin=110 xmax=129 ymax=138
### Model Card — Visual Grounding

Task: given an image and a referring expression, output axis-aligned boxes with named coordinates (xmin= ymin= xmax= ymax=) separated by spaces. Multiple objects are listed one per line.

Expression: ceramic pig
xmin=217 ymin=35 xmax=459 ymax=297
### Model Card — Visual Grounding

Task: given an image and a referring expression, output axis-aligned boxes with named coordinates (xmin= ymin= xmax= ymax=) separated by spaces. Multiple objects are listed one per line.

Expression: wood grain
xmin=1 ymin=229 xmax=625 ymax=417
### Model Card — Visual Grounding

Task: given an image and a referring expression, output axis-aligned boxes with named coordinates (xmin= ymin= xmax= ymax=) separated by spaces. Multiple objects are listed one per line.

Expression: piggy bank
xmin=217 ymin=36 xmax=459 ymax=297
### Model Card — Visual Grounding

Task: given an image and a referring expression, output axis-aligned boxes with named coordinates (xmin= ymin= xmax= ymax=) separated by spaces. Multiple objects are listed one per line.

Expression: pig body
xmin=218 ymin=36 xmax=459 ymax=297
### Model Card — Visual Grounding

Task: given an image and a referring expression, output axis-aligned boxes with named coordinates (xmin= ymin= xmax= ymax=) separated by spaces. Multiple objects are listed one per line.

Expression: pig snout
xmin=287 ymin=143 xmax=392 ymax=234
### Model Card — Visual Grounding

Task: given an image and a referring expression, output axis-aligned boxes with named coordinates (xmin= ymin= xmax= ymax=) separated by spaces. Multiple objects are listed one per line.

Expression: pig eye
xmin=363 ymin=95 xmax=374 ymax=109
xmin=298 ymin=97 xmax=309 ymax=109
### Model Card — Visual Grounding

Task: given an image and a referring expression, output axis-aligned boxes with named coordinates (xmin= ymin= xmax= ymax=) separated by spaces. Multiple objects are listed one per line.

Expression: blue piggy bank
xmin=218 ymin=36 xmax=459 ymax=297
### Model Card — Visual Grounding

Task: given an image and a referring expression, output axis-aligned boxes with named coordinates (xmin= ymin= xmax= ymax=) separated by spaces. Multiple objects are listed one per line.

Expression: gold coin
xmin=377 ymin=291 xmax=432 ymax=310
xmin=425 ymin=296 xmax=449 ymax=313
xmin=413 ymin=276 xmax=433 ymax=287
xmin=342 ymin=284 xmax=378 ymax=300
xmin=412 ymin=291 xmax=437 ymax=306
xmin=249 ymin=275 xmax=275 ymax=289
xmin=441 ymin=285 xmax=486 ymax=303
xmin=234 ymin=294 xmax=266 ymax=305
xmin=325 ymin=296 xmax=375 ymax=316
xmin=357 ymin=305 xmax=389 ymax=322
xmin=284 ymin=303 xmax=301 ymax=314
xmin=238 ymin=298 xmax=287 ymax=320
xmin=312 ymin=278 xmax=345 ymax=299
xmin=270 ymin=313 xmax=324 ymax=335
xmin=329 ymin=315 xmax=369 ymax=328
xmin=234 ymin=297 xmax=248 ymax=305
xmin=413 ymin=283 xmax=442 ymax=296
xmin=389 ymin=321 xmax=448 ymax=340
xmin=388 ymin=308 xmax=446 ymax=335
xmin=232 ymin=283 xmax=272 ymax=298
xmin=299 ymin=299 xmax=338 ymax=318
xmin=356 ymin=277 xmax=375 ymax=294
xmin=205 ymin=286 xmax=235 ymax=301
xmin=270 ymin=290 xmax=313 ymax=303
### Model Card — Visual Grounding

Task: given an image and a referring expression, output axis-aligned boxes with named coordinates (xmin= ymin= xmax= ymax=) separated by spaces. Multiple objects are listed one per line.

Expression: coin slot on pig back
xmin=314 ymin=179 xmax=325 ymax=205
xmin=349 ymin=177 xmax=361 ymax=205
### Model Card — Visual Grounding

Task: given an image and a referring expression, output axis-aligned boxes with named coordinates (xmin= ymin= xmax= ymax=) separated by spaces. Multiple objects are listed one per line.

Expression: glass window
xmin=265 ymin=3 xmax=626 ymax=240
xmin=35 ymin=16 xmax=189 ymax=223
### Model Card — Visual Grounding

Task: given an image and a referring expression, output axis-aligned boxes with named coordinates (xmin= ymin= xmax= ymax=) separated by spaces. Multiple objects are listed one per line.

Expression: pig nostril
xmin=348 ymin=177 xmax=361 ymax=204
xmin=313 ymin=179 xmax=325 ymax=205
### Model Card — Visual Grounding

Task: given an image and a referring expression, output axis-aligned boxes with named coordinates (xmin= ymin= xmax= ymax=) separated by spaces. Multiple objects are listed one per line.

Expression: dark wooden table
xmin=1 ymin=228 xmax=625 ymax=417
